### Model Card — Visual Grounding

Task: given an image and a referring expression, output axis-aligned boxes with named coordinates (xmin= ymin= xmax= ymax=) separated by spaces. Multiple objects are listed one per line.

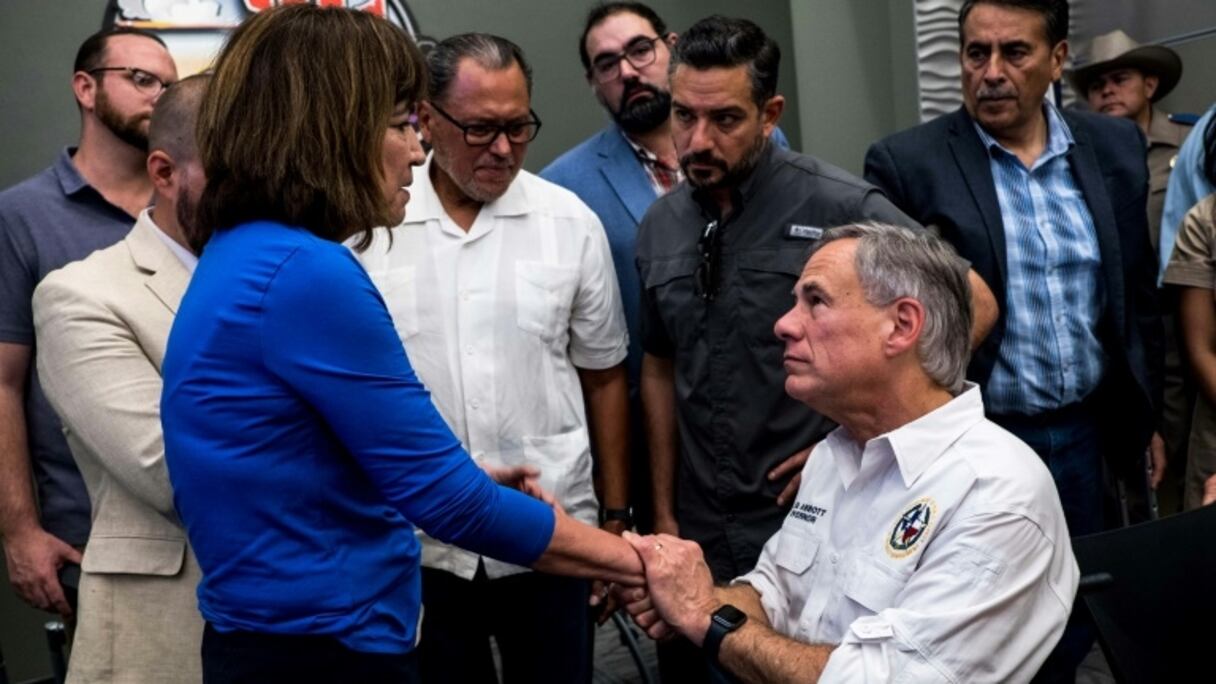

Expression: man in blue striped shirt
xmin=866 ymin=1 xmax=1163 ymax=678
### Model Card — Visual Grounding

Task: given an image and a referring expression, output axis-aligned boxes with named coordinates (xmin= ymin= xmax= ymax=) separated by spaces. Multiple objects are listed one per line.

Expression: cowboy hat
xmin=1068 ymin=30 xmax=1182 ymax=101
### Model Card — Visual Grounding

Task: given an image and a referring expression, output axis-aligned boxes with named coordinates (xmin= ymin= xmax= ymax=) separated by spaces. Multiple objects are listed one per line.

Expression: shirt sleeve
xmin=819 ymin=511 xmax=1077 ymax=684
xmin=33 ymin=272 xmax=177 ymax=517
xmin=260 ymin=244 xmax=555 ymax=567
xmin=856 ymin=188 xmax=925 ymax=232
xmin=1163 ymin=196 xmax=1216 ymax=290
xmin=568 ymin=212 xmax=629 ymax=369
xmin=0 ymin=205 xmax=36 ymax=344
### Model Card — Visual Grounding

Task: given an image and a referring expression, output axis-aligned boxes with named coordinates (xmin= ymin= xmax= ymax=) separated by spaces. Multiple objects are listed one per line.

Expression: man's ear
xmin=665 ymin=32 xmax=678 ymax=48
xmin=72 ymin=72 xmax=97 ymax=112
xmin=418 ymin=101 xmax=436 ymax=146
xmin=1143 ymin=73 xmax=1160 ymax=100
xmin=762 ymin=95 xmax=785 ymax=137
xmin=885 ymin=297 xmax=925 ymax=358
xmin=146 ymin=150 xmax=175 ymax=193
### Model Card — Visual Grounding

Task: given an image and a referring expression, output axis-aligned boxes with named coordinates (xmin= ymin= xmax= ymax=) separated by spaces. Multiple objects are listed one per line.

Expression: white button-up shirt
xmin=737 ymin=384 xmax=1078 ymax=683
xmin=358 ymin=157 xmax=628 ymax=579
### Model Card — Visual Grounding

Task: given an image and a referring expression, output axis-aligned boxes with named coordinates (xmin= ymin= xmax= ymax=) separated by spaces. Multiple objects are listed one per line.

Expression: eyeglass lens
xmin=593 ymin=38 xmax=659 ymax=83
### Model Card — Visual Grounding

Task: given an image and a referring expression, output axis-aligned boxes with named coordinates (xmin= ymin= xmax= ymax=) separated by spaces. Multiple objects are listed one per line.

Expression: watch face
xmin=712 ymin=604 xmax=747 ymax=628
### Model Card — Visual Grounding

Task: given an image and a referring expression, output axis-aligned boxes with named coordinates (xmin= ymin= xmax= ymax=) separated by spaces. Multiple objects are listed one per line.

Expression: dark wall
xmin=0 ymin=0 xmax=800 ymax=190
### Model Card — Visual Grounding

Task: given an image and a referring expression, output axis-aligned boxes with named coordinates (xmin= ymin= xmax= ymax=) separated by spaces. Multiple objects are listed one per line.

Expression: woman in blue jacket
xmin=160 ymin=7 xmax=642 ymax=682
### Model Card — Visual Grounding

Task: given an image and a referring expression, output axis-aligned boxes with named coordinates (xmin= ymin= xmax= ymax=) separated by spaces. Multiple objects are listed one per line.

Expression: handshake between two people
xmin=486 ymin=464 xmax=716 ymax=636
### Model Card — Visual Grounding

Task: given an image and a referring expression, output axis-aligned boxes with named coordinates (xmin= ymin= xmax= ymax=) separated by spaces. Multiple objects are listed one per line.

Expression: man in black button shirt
xmin=636 ymin=16 xmax=997 ymax=615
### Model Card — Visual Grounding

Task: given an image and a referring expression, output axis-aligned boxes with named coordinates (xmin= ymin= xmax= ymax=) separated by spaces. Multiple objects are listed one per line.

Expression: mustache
xmin=619 ymin=81 xmax=661 ymax=108
xmin=679 ymin=151 xmax=728 ymax=172
xmin=976 ymin=86 xmax=1016 ymax=101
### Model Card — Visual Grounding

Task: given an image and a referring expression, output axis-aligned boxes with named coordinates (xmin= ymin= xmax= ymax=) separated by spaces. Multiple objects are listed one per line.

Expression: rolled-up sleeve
xmin=261 ymin=247 xmax=555 ymax=567
xmin=568 ymin=212 xmax=629 ymax=370
xmin=1163 ymin=196 xmax=1216 ymax=290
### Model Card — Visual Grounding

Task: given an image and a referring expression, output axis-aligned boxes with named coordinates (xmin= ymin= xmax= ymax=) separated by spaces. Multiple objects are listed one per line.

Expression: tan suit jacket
xmin=34 ymin=210 xmax=202 ymax=684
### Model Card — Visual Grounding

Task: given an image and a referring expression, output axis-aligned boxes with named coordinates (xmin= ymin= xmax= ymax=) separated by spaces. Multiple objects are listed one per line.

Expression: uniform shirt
xmin=162 ymin=221 xmax=554 ymax=653
xmin=0 ymin=147 xmax=139 ymax=545
xmin=636 ymin=142 xmax=916 ymax=580
xmin=1145 ymin=107 xmax=1193 ymax=252
xmin=737 ymin=384 xmax=1078 ymax=683
xmin=359 ymin=158 xmax=628 ymax=580
xmin=1160 ymin=105 xmax=1216 ymax=283
xmin=974 ymin=103 xmax=1106 ymax=416
xmin=1162 ymin=194 xmax=1216 ymax=508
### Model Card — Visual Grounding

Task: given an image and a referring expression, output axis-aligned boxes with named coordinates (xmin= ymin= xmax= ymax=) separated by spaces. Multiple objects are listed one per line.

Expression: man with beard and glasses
xmin=632 ymin=15 xmax=996 ymax=681
xmin=0 ymin=27 xmax=177 ymax=622
xmin=865 ymin=0 xmax=1162 ymax=679
xmin=33 ymin=74 xmax=207 ymax=684
xmin=358 ymin=33 xmax=629 ymax=684
xmin=542 ymin=2 xmax=788 ymax=540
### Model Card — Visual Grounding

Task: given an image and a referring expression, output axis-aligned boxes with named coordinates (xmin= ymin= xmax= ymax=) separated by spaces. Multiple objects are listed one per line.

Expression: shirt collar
xmin=1145 ymin=106 xmax=1181 ymax=148
xmin=53 ymin=147 xmax=91 ymax=197
xmin=404 ymin=153 xmax=531 ymax=225
xmin=973 ymin=101 xmax=1074 ymax=166
xmin=825 ymin=383 xmax=987 ymax=490
xmin=142 ymin=208 xmax=199 ymax=273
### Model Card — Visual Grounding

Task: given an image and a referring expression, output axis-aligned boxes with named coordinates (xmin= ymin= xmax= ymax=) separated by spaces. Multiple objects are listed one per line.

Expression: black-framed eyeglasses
xmin=428 ymin=102 xmax=542 ymax=146
xmin=590 ymin=36 xmax=662 ymax=84
xmin=694 ymin=220 xmax=721 ymax=301
xmin=87 ymin=66 xmax=173 ymax=97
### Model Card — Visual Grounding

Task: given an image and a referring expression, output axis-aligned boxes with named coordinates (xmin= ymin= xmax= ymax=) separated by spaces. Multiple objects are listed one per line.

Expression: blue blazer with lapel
xmin=864 ymin=107 xmax=1162 ymax=453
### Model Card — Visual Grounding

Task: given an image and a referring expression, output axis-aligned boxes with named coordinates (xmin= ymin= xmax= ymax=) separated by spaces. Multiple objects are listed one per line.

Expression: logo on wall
xmin=103 ymin=0 xmax=433 ymax=76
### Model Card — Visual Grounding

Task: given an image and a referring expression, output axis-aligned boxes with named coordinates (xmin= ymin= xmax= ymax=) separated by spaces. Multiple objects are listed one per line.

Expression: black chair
xmin=1072 ymin=503 xmax=1216 ymax=683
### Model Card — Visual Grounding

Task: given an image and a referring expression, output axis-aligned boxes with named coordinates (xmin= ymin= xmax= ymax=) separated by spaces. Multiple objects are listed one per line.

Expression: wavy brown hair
xmin=191 ymin=4 xmax=426 ymax=253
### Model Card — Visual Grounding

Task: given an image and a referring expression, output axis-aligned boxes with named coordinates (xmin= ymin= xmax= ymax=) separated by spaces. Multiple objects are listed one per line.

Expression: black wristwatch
xmin=703 ymin=604 xmax=747 ymax=663
xmin=600 ymin=507 xmax=633 ymax=528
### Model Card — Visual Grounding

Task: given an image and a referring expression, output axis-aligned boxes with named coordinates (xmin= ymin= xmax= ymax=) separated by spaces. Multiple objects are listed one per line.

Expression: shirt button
xmin=470 ymin=399 xmax=480 ymax=409
xmin=830 ymin=553 xmax=839 ymax=564
xmin=460 ymin=291 xmax=470 ymax=301
xmin=465 ymin=345 xmax=475 ymax=356
xmin=726 ymin=514 xmax=736 ymax=523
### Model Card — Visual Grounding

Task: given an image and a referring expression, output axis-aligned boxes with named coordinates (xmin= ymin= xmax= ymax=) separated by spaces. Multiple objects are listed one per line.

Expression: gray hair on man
xmin=809 ymin=222 xmax=972 ymax=393
xmin=426 ymin=32 xmax=534 ymax=103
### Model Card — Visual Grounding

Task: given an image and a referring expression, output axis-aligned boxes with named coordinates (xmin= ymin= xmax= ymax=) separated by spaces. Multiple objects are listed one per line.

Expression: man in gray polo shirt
xmin=0 ymin=27 xmax=176 ymax=617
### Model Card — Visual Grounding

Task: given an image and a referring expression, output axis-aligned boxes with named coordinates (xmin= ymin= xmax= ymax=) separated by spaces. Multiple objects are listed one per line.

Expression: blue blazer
xmin=541 ymin=123 xmax=789 ymax=385
xmin=864 ymin=107 xmax=1162 ymax=456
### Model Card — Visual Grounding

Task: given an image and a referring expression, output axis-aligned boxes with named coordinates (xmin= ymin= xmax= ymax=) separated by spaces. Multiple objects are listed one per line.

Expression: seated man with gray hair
xmin=620 ymin=223 xmax=1078 ymax=683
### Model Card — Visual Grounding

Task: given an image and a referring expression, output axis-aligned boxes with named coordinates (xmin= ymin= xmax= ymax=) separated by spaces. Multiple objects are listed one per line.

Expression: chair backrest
xmin=1072 ymin=503 xmax=1216 ymax=683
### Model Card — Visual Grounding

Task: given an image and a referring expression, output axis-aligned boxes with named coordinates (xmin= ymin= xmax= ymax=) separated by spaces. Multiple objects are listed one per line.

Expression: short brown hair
xmin=192 ymin=5 xmax=426 ymax=252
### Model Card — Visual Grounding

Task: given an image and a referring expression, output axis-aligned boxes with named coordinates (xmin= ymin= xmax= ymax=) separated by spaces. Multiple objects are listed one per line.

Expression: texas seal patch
xmin=886 ymin=497 xmax=937 ymax=559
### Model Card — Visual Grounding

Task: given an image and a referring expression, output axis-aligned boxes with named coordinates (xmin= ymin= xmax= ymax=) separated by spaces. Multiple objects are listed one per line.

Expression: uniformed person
xmin=1069 ymin=29 xmax=1193 ymax=515
xmin=1068 ymin=29 xmax=1191 ymax=249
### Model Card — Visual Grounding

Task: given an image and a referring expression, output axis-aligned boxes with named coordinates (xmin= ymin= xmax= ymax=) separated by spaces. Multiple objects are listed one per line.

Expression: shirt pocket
xmin=515 ymin=262 xmax=579 ymax=344
xmin=774 ymin=524 xmax=822 ymax=575
xmin=521 ymin=426 xmax=591 ymax=509
xmin=735 ymin=247 xmax=808 ymax=345
xmin=373 ymin=266 xmax=420 ymax=339
xmin=640 ymin=256 xmax=700 ymax=350
xmin=844 ymin=555 xmax=909 ymax=613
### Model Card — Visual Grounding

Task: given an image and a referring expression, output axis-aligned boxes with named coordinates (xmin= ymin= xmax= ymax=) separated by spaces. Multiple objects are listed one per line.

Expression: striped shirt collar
xmin=972 ymin=102 xmax=1074 ymax=169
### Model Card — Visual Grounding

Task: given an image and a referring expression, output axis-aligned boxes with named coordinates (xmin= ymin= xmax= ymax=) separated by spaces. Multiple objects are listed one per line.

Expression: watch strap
xmin=703 ymin=604 xmax=747 ymax=663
